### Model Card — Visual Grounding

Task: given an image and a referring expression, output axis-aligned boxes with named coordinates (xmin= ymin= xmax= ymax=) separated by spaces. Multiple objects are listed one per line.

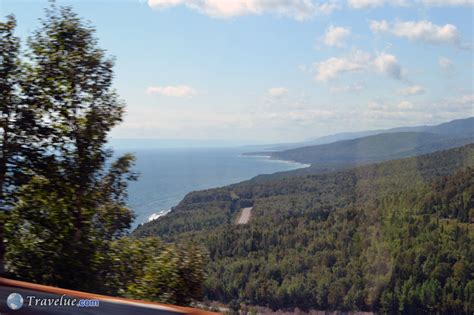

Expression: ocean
xmin=113 ymin=146 xmax=307 ymax=227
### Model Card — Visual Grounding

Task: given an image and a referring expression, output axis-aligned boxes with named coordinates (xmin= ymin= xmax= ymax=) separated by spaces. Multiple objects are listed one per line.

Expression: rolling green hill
xmin=134 ymin=144 xmax=474 ymax=313
xmin=268 ymin=117 xmax=474 ymax=151
xmin=271 ymin=132 xmax=473 ymax=167
xmin=244 ymin=118 xmax=474 ymax=179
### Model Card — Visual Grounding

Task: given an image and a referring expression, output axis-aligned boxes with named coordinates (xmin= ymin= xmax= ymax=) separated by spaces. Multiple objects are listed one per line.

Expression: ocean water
xmin=113 ymin=147 xmax=306 ymax=227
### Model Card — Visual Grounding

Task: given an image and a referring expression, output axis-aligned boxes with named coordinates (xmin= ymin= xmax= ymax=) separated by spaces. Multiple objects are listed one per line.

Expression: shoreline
xmin=147 ymin=209 xmax=172 ymax=222
xmin=144 ymin=152 xmax=309 ymax=224
xmin=239 ymin=153 xmax=311 ymax=169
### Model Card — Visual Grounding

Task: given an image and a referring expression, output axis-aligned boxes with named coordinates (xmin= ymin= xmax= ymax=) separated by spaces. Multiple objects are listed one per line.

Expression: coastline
xmin=239 ymin=153 xmax=311 ymax=168
xmin=147 ymin=209 xmax=172 ymax=222
xmin=144 ymin=151 xmax=309 ymax=223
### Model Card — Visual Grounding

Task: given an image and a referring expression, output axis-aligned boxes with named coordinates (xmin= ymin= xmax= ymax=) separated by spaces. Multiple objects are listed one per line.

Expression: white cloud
xmin=148 ymin=0 xmax=185 ymax=8
xmin=323 ymin=25 xmax=351 ymax=47
xmin=264 ymin=109 xmax=337 ymax=122
xmin=390 ymin=0 xmax=409 ymax=5
xmin=366 ymin=100 xmax=415 ymax=120
xmin=400 ymin=85 xmax=425 ymax=96
xmin=367 ymin=100 xmax=387 ymax=110
xmin=146 ymin=85 xmax=197 ymax=97
xmin=313 ymin=50 xmax=404 ymax=82
xmin=369 ymin=20 xmax=389 ymax=32
xmin=370 ymin=19 xmax=461 ymax=47
xmin=374 ymin=53 xmax=402 ymax=80
xmin=458 ymin=94 xmax=474 ymax=105
xmin=432 ymin=94 xmax=474 ymax=113
xmin=313 ymin=49 xmax=370 ymax=82
xmin=397 ymin=101 xmax=414 ymax=109
xmin=347 ymin=0 xmax=408 ymax=8
xmin=268 ymin=87 xmax=289 ymax=97
xmin=315 ymin=2 xmax=342 ymax=14
xmin=147 ymin=0 xmax=341 ymax=20
xmin=314 ymin=57 xmax=364 ymax=82
xmin=330 ymin=83 xmax=364 ymax=93
xmin=449 ymin=94 xmax=474 ymax=109
xmin=349 ymin=0 xmax=472 ymax=8
xmin=364 ymin=94 xmax=472 ymax=127
xmin=438 ymin=57 xmax=454 ymax=69
xmin=395 ymin=20 xmax=458 ymax=44
xmin=418 ymin=0 xmax=474 ymax=6
xmin=348 ymin=0 xmax=384 ymax=8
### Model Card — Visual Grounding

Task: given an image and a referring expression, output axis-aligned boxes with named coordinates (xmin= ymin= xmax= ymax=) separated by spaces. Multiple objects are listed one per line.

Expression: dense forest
xmin=135 ymin=144 xmax=474 ymax=313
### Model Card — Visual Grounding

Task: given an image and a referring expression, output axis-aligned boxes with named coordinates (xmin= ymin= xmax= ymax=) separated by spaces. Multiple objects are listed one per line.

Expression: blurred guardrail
xmin=0 ymin=277 xmax=220 ymax=315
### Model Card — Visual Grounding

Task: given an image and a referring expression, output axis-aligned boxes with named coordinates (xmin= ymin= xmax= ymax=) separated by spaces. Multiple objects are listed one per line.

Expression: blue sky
xmin=1 ymin=0 xmax=473 ymax=143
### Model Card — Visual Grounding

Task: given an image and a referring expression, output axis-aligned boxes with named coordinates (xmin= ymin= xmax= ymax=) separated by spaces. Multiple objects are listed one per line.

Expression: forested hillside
xmin=268 ymin=116 xmax=474 ymax=151
xmin=269 ymin=132 xmax=473 ymax=170
xmin=134 ymin=144 xmax=474 ymax=313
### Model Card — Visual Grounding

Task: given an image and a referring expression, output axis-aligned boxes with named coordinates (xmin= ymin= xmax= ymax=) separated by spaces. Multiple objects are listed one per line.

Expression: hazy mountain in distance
xmin=270 ymin=117 xmax=473 ymax=151
xmin=425 ymin=117 xmax=474 ymax=135
xmin=271 ymin=131 xmax=472 ymax=166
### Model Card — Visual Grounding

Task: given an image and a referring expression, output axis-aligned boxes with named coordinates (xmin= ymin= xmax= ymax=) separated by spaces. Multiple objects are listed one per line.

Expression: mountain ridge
xmin=267 ymin=116 xmax=473 ymax=151
xmin=243 ymin=118 xmax=474 ymax=178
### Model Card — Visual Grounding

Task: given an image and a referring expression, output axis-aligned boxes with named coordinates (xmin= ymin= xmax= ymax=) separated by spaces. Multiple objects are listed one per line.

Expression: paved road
xmin=236 ymin=207 xmax=252 ymax=224
xmin=0 ymin=278 xmax=217 ymax=315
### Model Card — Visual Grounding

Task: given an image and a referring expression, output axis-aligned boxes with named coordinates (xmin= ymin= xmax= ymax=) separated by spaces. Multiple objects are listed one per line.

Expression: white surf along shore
xmin=242 ymin=154 xmax=311 ymax=168
xmin=147 ymin=209 xmax=172 ymax=222
xmin=145 ymin=153 xmax=309 ymax=223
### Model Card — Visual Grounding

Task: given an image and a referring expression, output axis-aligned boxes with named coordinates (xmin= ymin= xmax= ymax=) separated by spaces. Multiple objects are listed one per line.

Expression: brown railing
xmin=0 ymin=277 xmax=220 ymax=315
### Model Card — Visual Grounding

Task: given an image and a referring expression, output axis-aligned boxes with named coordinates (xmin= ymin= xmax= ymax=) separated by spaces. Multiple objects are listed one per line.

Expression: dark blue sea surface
xmin=113 ymin=147 xmax=306 ymax=227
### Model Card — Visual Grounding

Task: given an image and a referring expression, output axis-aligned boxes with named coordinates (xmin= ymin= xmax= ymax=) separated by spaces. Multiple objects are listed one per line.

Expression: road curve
xmin=236 ymin=207 xmax=252 ymax=224
xmin=0 ymin=277 xmax=219 ymax=315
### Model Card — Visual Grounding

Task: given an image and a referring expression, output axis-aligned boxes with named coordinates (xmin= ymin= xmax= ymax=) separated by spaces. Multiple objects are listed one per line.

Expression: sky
xmin=1 ymin=0 xmax=473 ymax=143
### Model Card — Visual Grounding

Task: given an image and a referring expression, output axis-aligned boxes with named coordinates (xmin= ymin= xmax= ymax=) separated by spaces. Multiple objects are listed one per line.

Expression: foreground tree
xmin=2 ymin=4 xmax=207 ymax=305
xmin=0 ymin=16 xmax=21 ymax=212
xmin=0 ymin=15 xmax=38 ymax=274
xmin=0 ymin=14 xmax=20 ymax=276
xmin=4 ymin=5 xmax=136 ymax=291
xmin=103 ymin=237 xmax=206 ymax=305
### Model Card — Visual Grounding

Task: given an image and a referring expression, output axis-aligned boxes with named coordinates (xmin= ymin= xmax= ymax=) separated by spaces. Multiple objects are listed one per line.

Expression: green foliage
xmin=4 ymin=167 xmax=135 ymax=290
xmin=102 ymin=237 xmax=206 ymax=306
xmin=0 ymin=14 xmax=37 ymax=274
xmin=0 ymin=4 xmax=206 ymax=306
xmin=0 ymin=15 xmax=21 ymax=210
xmin=2 ymin=4 xmax=135 ymax=291
xmin=136 ymin=145 xmax=474 ymax=313
xmin=273 ymin=132 xmax=474 ymax=167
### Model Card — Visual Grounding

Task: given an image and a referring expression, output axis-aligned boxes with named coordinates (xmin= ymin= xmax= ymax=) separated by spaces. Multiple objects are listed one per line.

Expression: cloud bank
xmin=268 ymin=87 xmax=289 ymax=97
xmin=374 ymin=52 xmax=402 ymax=80
xmin=313 ymin=50 xmax=404 ymax=82
xmin=147 ymin=0 xmax=340 ymax=20
xmin=146 ymin=85 xmax=197 ymax=97
xmin=323 ymin=25 xmax=351 ymax=47
xmin=370 ymin=19 xmax=461 ymax=47
xmin=400 ymin=85 xmax=425 ymax=96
